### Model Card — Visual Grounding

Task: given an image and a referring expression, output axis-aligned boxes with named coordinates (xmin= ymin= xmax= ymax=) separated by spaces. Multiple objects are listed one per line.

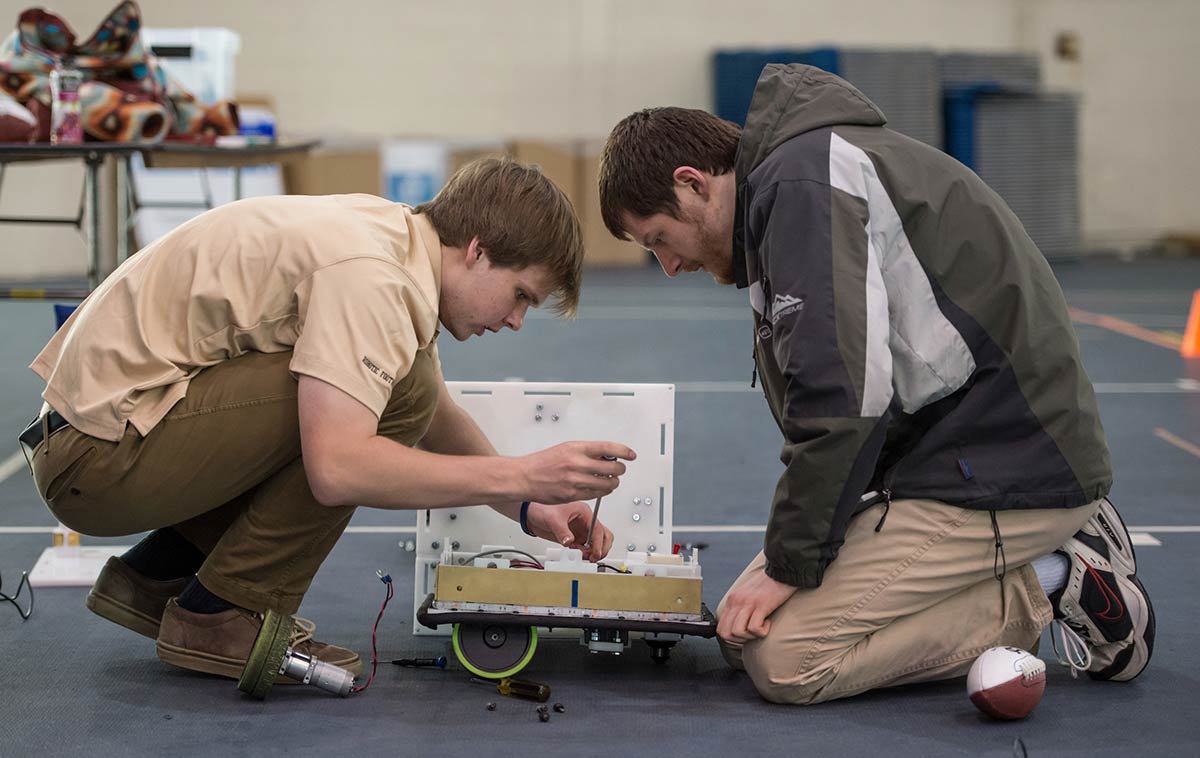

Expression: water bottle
xmin=49 ymin=57 xmax=84 ymax=145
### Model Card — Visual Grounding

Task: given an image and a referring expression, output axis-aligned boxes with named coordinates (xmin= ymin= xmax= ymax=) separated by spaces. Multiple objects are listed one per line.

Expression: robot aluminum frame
xmin=412 ymin=381 xmax=676 ymax=636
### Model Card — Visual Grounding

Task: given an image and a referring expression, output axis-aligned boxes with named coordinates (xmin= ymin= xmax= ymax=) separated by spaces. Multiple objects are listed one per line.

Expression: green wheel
xmin=451 ymin=623 xmax=538 ymax=679
xmin=238 ymin=609 xmax=293 ymax=699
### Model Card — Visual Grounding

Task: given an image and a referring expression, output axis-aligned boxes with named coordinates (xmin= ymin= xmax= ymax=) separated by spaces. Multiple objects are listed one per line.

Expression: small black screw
xmin=538 ymin=710 xmax=551 ymax=722
xmin=486 ymin=702 xmax=497 ymax=711
xmin=552 ymin=703 xmax=565 ymax=713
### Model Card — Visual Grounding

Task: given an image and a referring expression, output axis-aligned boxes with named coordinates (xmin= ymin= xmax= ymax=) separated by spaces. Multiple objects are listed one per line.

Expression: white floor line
xmin=675 ymin=381 xmax=1200 ymax=394
xmin=1 ymin=524 xmax=1195 ymax=538
xmin=529 ymin=306 xmax=748 ymax=321
xmin=0 ymin=449 xmax=27 ymax=484
xmin=675 ymin=382 xmax=758 ymax=393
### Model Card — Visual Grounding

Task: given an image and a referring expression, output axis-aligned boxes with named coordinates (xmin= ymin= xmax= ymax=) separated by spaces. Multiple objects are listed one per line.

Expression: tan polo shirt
xmin=30 ymin=194 xmax=443 ymax=442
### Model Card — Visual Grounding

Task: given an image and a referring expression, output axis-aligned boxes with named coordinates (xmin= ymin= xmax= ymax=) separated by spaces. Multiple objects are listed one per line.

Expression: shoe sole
xmin=86 ymin=588 xmax=161 ymax=640
xmin=1086 ymin=499 xmax=1154 ymax=682
xmin=156 ymin=639 xmax=364 ymax=683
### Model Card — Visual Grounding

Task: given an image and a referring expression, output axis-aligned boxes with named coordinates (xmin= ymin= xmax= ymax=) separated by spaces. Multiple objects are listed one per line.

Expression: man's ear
xmin=465 ymin=235 xmax=485 ymax=268
xmin=672 ymin=166 xmax=710 ymax=200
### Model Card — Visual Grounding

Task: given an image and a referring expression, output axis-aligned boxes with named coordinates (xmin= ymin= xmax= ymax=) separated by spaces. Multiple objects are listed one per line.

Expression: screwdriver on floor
xmin=470 ymin=677 xmax=551 ymax=702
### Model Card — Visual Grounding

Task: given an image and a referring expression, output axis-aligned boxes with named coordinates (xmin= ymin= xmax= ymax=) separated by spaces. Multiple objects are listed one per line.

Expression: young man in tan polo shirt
xmin=21 ymin=158 xmax=635 ymax=682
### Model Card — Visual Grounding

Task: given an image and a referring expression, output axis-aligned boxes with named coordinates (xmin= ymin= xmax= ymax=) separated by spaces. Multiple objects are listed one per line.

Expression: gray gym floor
xmin=1 ymin=258 xmax=1198 ymax=756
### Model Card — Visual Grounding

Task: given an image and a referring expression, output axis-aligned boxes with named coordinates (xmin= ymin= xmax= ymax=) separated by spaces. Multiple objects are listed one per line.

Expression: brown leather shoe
xmin=155 ymin=598 xmax=362 ymax=681
xmin=86 ymin=556 xmax=191 ymax=639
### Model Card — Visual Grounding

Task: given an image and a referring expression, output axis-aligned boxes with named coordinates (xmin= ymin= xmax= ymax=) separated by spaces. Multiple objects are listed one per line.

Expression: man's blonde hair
xmin=417 ymin=158 xmax=584 ymax=317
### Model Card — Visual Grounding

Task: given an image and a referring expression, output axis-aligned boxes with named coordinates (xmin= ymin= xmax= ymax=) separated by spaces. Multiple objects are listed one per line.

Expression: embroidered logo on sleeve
xmin=770 ymin=293 xmax=805 ymax=324
xmin=362 ymin=356 xmax=395 ymax=385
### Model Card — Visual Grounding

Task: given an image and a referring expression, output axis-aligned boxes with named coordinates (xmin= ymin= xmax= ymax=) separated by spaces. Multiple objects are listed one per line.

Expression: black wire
xmin=0 ymin=569 xmax=34 ymax=621
xmin=507 ymin=560 xmax=543 ymax=570
xmin=597 ymin=563 xmax=631 ymax=574
xmin=462 ymin=549 xmax=544 ymax=568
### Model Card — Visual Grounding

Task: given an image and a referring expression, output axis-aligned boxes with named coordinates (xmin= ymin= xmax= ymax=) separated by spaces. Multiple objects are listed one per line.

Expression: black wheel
xmin=452 ymin=623 xmax=538 ymax=679
xmin=646 ymin=640 xmax=675 ymax=664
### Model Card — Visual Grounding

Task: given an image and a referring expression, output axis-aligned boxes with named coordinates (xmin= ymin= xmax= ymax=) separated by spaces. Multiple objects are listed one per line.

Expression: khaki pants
xmin=29 ymin=348 xmax=439 ymax=615
xmin=718 ymin=497 xmax=1100 ymax=704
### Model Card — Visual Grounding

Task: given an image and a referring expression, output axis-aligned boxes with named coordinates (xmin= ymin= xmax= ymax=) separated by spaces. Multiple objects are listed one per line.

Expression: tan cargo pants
xmin=29 ymin=348 xmax=439 ymax=614
xmin=718 ymin=497 xmax=1100 ymax=704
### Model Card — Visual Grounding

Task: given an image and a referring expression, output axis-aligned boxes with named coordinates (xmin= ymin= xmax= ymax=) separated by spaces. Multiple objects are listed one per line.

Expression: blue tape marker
xmin=571 ymin=580 xmax=579 ymax=608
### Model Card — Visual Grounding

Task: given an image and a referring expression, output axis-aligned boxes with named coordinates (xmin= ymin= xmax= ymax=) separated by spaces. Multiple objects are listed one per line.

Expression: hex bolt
xmin=487 ymin=702 xmax=497 ymax=711
xmin=538 ymin=710 xmax=551 ymax=723
xmin=632 ymin=513 xmax=641 ymax=522
xmin=553 ymin=703 xmax=566 ymax=713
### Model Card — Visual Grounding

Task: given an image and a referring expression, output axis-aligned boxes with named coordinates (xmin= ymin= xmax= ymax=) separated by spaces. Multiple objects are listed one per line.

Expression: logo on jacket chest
xmin=769 ymin=293 xmax=805 ymax=324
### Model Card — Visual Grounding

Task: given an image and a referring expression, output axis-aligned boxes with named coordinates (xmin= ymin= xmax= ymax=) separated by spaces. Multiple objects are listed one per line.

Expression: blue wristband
xmin=519 ymin=501 xmax=536 ymax=536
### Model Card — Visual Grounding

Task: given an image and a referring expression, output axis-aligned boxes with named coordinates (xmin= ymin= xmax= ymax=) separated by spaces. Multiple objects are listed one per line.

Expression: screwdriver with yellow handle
xmin=470 ymin=677 xmax=551 ymax=703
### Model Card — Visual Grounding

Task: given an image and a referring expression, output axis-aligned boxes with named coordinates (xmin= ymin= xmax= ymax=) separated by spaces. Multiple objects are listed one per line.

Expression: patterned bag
xmin=0 ymin=1 xmax=238 ymax=143
xmin=0 ymin=91 xmax=36 ymax=142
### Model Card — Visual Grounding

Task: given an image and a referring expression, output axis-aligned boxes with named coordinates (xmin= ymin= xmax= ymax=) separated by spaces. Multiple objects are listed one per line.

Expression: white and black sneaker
xmin=1049 ymin=498 xmax=1155 ymax=681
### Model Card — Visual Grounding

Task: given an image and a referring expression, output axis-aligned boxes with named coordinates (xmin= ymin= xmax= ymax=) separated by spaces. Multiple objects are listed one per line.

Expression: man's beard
xmin=698 ymin=220 xmax=734 ymax=284
xmin=684 ymin=206 xmax=734 ymax=284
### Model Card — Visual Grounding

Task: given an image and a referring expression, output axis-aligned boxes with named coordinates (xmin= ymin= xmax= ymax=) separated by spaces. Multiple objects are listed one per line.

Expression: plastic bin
xmin=142 ymin=27 xmax=241 ymax=103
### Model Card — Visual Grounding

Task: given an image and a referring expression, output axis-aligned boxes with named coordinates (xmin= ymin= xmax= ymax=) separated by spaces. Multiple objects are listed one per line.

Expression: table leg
xmin=86 ymin=152 xmax=101 ymax=291
xmin=116 ymin=154 xmax=130 ymax=265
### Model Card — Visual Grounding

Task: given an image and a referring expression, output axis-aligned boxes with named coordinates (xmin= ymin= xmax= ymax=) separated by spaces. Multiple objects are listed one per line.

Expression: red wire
xmin=508 ymin=560 xmax=544 ymax=569
xmin=351 ymin=579 xmax=393 ymax=694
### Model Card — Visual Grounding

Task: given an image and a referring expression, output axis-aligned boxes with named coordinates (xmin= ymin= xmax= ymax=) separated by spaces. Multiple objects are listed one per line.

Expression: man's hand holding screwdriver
xmin=515 ymin=442 xmax=634 ymax=562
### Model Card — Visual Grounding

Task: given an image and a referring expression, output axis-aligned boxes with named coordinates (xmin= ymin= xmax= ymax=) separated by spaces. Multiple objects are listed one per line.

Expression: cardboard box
xmin=449 ymin=140 xmax=648 ymax=268
xmin=283 ymin=145 xmax=382 ymax=197
xmin=450 ymin=140 xmax=581 ymax=215
xmin=577 ymin=142 xmax=651 ymax=267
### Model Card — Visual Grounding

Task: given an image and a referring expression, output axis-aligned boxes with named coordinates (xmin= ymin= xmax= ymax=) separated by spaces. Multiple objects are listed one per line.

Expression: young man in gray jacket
xmin=599 ymin=64 xmax=1154 ymax=704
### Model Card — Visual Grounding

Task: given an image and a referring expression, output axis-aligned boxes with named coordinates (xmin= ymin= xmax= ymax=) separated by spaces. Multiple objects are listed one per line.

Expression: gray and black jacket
xmin=735 ymin=64 xmax=1111 ymax=588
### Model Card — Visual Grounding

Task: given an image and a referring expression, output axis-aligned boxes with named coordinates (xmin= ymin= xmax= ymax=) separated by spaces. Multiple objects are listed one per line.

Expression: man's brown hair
xmin=599 ymin=107 xmax=742 ymax=240
xmin=417 ymin=158 xmax=584 ymax=317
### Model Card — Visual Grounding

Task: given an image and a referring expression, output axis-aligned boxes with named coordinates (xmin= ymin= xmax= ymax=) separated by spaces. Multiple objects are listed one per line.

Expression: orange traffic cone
xmin=1183 ymin=289 xmax=1200 ymax=358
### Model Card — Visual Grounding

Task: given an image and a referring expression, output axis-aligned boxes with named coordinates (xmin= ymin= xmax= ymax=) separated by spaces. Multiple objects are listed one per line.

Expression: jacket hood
xmin=735 ymin=64 xmax=887 ymax=178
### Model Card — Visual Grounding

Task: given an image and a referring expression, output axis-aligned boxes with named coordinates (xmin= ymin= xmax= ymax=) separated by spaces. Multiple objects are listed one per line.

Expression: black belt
xmin=18 ymin=408 xmax=71 ymax=453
